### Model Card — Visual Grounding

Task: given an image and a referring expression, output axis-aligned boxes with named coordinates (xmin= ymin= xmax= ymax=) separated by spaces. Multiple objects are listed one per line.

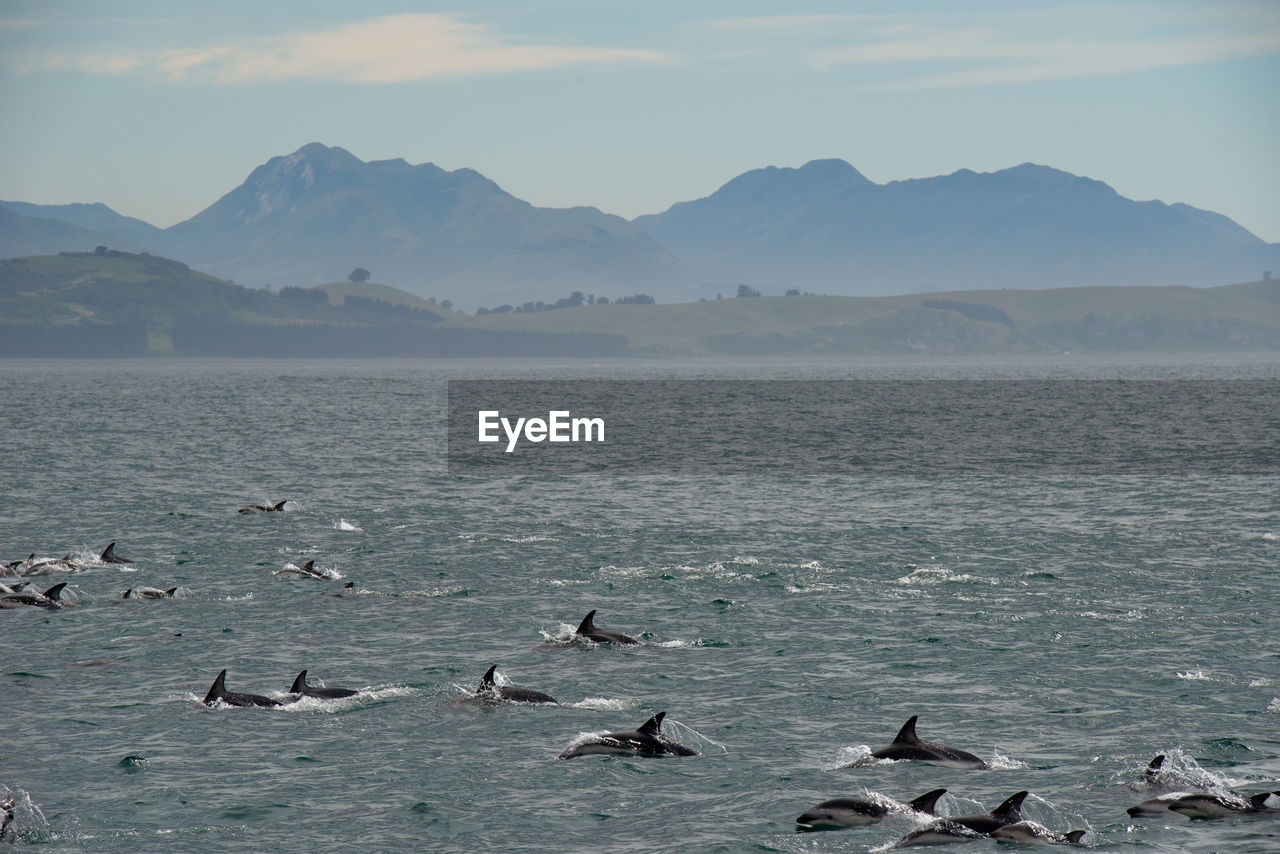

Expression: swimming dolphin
xmin=989 ymin=821 xmax=1087 ymax=845
xmin=0 ymin=581 xmax=29 ymax=595
xmin=1128 ymin=791 xmax=1195 ymax=816
xmin=0 ymin=582 xmax=70 ymax=609
xmin=99 ymin=542 xmax=131 ymax=564
xmin=122 ymin=586 xmax=178 ymax=599
xmin=1166 ymin=791 xmax=1280 ymax=818
xmin=238 ymin=500 xmax=288 ymax=514
xmin=0 ymin=554 xmax=30 ymax=573
xmin=1143 ymin=754 xmax=1166 ymax=783
xmin=795 ymin=788 xmax=947 ymax=830
xmin=202 ymin=669 xmax=285 ymax=708
xmin=273 ymin=560 xmax=330 ymax=579
xmin=939 ymin=790 xmax=1029 ymax=834
xmin=871 ymin=716 xmax=989 ymax=769
xmin=289 ymin=670 xmax=359 ymax=699
xmin=476 ymin=665 xmax=557 ymax=705
xmin=574 ymin=610 xmax=638 ymax=645
xmin=891 ymin=790 xmax=1029 ymax=847
xmin=558 ymin=712 xmax=696 ymax=759
xmin=890 ymin=821 xmax=985 ymax=848
xmin=21 ymin=554 xmax=83 ymax=575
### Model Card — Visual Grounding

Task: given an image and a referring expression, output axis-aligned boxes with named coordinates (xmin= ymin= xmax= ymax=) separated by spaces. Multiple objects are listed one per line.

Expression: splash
xmin=332 ymin=519 xmax=362 ymax=532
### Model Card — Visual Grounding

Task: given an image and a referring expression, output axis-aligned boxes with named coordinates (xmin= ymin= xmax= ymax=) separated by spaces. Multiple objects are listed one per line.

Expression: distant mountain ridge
xmin=4 ymin=145 xmax=1277 ymax=306
xmin=633 ymin=160 xmax=1279 ymax=294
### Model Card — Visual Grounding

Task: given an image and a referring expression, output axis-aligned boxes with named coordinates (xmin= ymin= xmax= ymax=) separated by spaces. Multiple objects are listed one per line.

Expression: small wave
xmin=651 ymin=638 xmax=700 ymax=648
xmin=503 ymin=535 xmax=556 ymax=543
xmin=220 ymin=592 xmax=254 ymax=601
xmin=1261 ymin=532 xmax=1277 ymax=540
xmin=332 ymin=519 xmax=362 ymax=532
xmin=1268 ymin=698 xmax=1280 ymax=713
xmin=1176 ymin=669 xmax=1212 ymax=681
xmin=1079 ymin=609 xmax=1144 ymax=622
xmin=571 ymin=697 xmax=637 ymax=711
xmin=1249 ymin=678 xmax=1277 ymax=687
xmin=988 ymin=751 xmax=1028 ymax=770
xmin=827 ymin=745 xmax=887 ymax=769
xmin=895 ymin=566 xmax=999 ymax=586
xmin=280 ymin=685 xmax=411 ymax=713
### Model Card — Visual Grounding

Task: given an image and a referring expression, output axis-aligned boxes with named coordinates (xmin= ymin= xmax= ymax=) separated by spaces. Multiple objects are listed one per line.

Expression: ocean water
xmin=1 ymin=356 xmax=1278 ymax=853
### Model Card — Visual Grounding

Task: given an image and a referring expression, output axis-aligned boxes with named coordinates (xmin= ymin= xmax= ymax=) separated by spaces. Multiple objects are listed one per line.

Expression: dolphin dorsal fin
xmin=290 ymin=670 xmax=309 ymax=693
xmin=101 ymin=542 xmax=117 ymax=561
xmin=479 ymin=665 xmax=497 ymax=689
xmin=1246 ymin=791 xmax=1280 ymax=809
xmin=204 ymin=669 xmax=228 ymax=703
xmin=576 ymin=610 xmax=598 ymax=633
xmin=1144 ymin=754 xmax=1165 ymax=780
xmin=892 ymin=716 xmax=921 ymax=744
xmin=1065 ymin=830 xmax=1086 ymax=844
xmin=166 ymin=587 xmax=178 ymax=596
xmin=638 ymin=712 xmax=665 ymax=735
xmin=303 ymin=560 xmax=314 ymax=571
xmin=122 ymin=588 xmax=133 ymax=599
xmin=992 ymin=791 xmax=1029 ymax=821
xmin=908 ymin=788 xmax=948 ymax=815
xmin=272 ymin=500 xmax=288 ymax=511
xmin=42 ymin=582 xmax=67 ymax=601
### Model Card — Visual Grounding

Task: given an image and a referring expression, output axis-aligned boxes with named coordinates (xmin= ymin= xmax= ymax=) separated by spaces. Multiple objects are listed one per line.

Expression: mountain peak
xmin=797 ymin=158 xmax=872 ymax=185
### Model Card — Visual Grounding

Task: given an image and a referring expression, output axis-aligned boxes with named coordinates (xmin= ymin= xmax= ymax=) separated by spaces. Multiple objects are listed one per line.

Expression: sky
xmin=1 ymin=0 xmax=1278 ymax=241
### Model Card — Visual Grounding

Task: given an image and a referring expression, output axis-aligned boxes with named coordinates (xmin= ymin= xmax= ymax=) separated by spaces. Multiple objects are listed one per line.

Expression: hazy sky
xmin=2 ymin=1 xmax=1278 ymax=241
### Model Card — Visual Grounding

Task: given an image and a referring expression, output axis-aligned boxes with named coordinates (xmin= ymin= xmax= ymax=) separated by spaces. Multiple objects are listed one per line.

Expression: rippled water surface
xmin=1 ymin=357 xmax=1278 ymax=853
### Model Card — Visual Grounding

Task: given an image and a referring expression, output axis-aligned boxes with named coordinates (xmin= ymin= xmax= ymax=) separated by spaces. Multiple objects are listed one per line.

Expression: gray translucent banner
xmin=447 ymin=380 xmax=1279 ymax=475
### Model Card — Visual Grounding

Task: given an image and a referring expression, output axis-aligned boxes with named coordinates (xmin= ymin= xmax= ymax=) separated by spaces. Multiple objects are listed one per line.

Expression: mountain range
xmin=4 ymin=143 xmax=1277 ymax=308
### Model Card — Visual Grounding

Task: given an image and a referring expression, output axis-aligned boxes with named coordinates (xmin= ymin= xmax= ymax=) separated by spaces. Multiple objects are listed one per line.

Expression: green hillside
xmin=0 ymin=251 xmax=625 ymax=357
xmin=313 ymin=280 xmax=441 ymax=310
xmin=446 ymin=280 xmax=1280 ymax=355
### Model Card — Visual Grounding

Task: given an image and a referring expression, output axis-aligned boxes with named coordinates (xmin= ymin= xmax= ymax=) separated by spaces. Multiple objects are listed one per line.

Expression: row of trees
xmin=475 ymin=291 xmax=655 ymax=316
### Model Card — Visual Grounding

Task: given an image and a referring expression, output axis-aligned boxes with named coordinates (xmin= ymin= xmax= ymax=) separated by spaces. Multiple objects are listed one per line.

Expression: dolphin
xmin=0 ymin=581 xmax=29 ymax=595
xmin=938 ymin=790 xmax=1029 ymax=834
xmin=202 ymin=669 xmax=286 ymax=708
xmin=0 ymin=582 xmax=70 ymax=609
xmin=558 ymin=712 xmax=696 ymax=759
xmin=122 ymin=586 xmax=178 ymax=599
xmin=890 ymin=821 xmax=985 ymax=848
xmin=21 ymin=554 xmax=83 ymax=575
xmin=476 ymin=665 xmax=557 ymax=705
xmin=871 ymin=716 xmax=989 ymax=769
xmin=1128 ymin=791 xmax=1195 ymax=816
xmin=289 ymin=670 xmax=359 ymax=699
xmin=238 ymin=500 xmax=288 ymax=514
xmin=1143 ymin=754 xmax=1166 ymax=783
xmin=796 ymin=788 xmax=947 ymax=830
xmin=989 ymin=821 xmax=1087 ymax=845
xmin=1166 ymin=791 xmax=1280 ymax=818
xmin=273 ymin=560 xmax=330 ymax=579
xmin=574 ymin=610 xmax=639 ymax=645
xmin=99 ymin=542 xmax=131 ymax=564
xmin=1 ymin=554 xmax=32 ymax=573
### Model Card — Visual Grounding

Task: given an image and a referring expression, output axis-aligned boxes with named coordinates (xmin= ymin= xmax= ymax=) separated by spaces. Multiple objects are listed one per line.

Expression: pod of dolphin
xmin=6 ymin=506 xmax=1279 ymax=849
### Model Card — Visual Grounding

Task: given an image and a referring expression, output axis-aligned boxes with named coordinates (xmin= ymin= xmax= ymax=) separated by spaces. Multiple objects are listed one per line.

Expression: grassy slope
xmin=312 ymin=280 xmax=437 ymax=309
xmin=445 ymin=280 xmax=1280 ymax=354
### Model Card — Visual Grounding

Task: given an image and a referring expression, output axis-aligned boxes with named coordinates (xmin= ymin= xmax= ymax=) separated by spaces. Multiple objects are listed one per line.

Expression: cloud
xmin=701 ymin=5 xmax=1280 ymax=89
xmin=20 ymin=12 xmax=664 ymax=83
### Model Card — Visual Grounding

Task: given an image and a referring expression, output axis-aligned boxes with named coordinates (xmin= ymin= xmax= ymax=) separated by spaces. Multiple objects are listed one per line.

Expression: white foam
xmin=571 ymin=697 xmax=635 ymax=711
xmin=332 ymin=519 xmax=362 ymax=532
xmin=1176 ymin=669 xmax=1211 ymax=681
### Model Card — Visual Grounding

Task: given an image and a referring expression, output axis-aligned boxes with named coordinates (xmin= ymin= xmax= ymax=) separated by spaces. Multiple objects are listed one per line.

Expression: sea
xmin=1 ymin=355 xmax=1277 ymax=853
